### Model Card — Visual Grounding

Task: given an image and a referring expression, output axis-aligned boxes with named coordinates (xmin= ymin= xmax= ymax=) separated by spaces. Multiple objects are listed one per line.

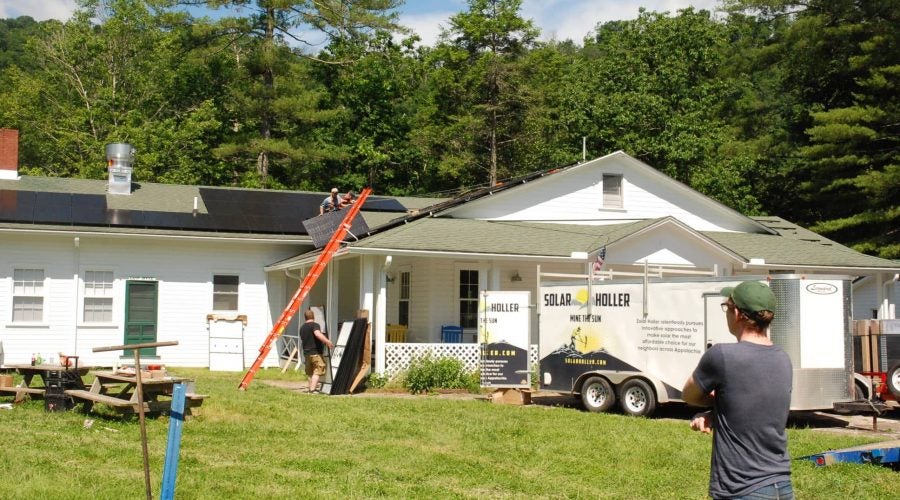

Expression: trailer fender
xmin=852 ymin=373 xmax=873 ymax=400
xmin=618 ymin=375 xmax=670 ymax=404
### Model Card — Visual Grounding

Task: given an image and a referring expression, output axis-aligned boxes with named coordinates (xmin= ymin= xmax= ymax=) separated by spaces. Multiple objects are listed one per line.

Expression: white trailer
xmin=538 ymin=273 xmax=854 ymax=417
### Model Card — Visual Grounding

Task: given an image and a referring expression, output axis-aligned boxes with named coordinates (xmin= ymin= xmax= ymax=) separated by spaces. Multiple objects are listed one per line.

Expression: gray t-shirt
xmin=692 ymin=342 xmax=793 ymax=498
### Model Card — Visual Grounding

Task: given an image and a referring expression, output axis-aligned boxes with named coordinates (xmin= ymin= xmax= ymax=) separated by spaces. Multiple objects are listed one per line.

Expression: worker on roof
xmin=320 ymin=188 xmax=340 ymax=215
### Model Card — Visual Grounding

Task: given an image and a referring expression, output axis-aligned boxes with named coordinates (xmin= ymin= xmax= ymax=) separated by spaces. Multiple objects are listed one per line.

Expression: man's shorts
xmin=305 ymin=354 xmax=326 ymax=377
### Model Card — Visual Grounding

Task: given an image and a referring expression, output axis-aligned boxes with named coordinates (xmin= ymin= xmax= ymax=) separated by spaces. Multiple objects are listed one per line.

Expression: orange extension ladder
xmin=238 ymin=187 xmax=372 ymax=390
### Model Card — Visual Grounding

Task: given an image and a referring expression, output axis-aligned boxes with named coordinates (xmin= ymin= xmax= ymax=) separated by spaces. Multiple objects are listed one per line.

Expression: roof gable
xmin=443 ymin=151 xmax=773 ymax=234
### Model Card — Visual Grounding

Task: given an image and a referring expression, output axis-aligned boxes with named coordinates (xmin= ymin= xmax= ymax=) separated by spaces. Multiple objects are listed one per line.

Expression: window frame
xmin=12 ymin=267 xmax=46 ymax=324
xmin=212 ymin=274 xmax=240 ymax=311
xmin=81 ymin=269 xmax=115 ymax=324
xmin=602 ymin=173 xmax=624 ymax=209
xmin=457 ymin=267 xmax=480 ymax=330
xmin=398 ymin=269 xmax=411 ymax=326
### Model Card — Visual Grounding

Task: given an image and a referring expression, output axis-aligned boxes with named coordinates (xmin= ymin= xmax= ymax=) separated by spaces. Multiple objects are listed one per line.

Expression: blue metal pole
xmin=160 ymin=382 xmax=187 ymax=500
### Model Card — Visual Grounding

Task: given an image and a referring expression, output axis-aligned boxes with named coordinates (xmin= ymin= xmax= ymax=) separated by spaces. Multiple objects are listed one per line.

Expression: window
xmin=12 ymin=268 xmax=44 ymax=322
xmin=398 ymin=271 xmax=410 ymax=326
xmin=83 ymin=271 xmax=114 ymax=323
xmin=603 ymin=174 xmax=623 ymax=208
xmin=459 ymin=269 xmax=479 ymax=329
xmin=213 ymin=275 xmax=239 ymax=311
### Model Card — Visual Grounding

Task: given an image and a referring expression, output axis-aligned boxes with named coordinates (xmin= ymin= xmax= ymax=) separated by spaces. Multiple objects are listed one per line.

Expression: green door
xmin=124 ymin=281 xmax=158 ymax=356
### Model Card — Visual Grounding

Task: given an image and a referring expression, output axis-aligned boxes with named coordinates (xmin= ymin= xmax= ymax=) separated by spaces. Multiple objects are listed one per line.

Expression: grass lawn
xmin=0 ymin=368 xmax=896 ymax=499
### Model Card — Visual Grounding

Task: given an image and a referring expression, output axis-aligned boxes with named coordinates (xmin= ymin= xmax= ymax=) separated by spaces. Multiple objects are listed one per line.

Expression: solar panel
xmin=107 ymin=209 xmax=145 ymax=227
xmin=302 ymin=210 xmax=370 ymax=248
xmin=200 ymin=187 xmax=336 ymax=233
xmin=33 ymin=192 xmax=73 ymax=224
xmin=0 ymin=189 xmax=36 ymax=222
xmin=361 ymin=197 xmax=407 ymax=212
xmin=72 ymin=194 xmax=108 ymax=225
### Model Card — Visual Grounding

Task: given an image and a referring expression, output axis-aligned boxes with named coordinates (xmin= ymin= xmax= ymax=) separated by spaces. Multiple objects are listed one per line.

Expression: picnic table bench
xmin=0 ymin=363 xmax=92 ymax=403
xmin=65 ymin=370 xmax=207 ymax=417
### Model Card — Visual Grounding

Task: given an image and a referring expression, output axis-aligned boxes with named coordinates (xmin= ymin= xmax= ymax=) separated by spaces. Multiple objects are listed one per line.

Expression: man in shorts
xmin=299 ymin=309 xmax=334 ymax=393
xmin=682 ymin=281 xmax=793 ymax=499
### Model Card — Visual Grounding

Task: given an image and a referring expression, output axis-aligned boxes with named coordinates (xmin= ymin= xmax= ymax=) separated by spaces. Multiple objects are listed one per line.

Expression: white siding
xmin=853 ymin=277 xmax=899 ymax=320
xmin=449 ymin=154 xmax=762 ymax=233
xmin=610 ymin=222 xmax=734 ymax=268
xmin=1 ymin=232 xmax=305 ymax=367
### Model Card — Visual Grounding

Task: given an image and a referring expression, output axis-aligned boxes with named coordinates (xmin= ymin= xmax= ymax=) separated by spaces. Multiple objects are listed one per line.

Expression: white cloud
xmin=523 ymin=0 xmax=723 ymax=43
xmin=0 ymin=0 xmax=77 ymax=21
xmin=398 ymin=11 xmax=456 ymax=47
xmin=2 ymin=0 xmax=723 ymax=49
xmin=400 ymin=1 xmax=724 ymax=47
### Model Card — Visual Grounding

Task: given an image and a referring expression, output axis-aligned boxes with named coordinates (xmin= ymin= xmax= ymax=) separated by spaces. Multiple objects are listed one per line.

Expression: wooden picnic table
xmin=0 ymin=363 xmax=92 ymax=402
xmin=65 ymin=370 xmax=206 ymax=416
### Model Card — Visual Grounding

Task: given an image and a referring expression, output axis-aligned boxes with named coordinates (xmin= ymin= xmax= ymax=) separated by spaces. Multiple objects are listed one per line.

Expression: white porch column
xmin=488 ymin=265 xmax=501 ymax=290
xmin=360 ymin=255 xmax=376 ymax=315
xmin=878 ymin=273 xmax=898 ymax=319
xmin=375 ymin=256 xmax=391 ymax=374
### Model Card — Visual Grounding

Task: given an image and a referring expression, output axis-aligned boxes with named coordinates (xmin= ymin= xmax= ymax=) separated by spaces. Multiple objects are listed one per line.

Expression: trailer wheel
xmin=619 ymin=379 xmax=656 ymax=417
xmin=889 ymin=363 xmax=900 ymax=399
xmin=580 ymin=376 xmax=615 ymax=413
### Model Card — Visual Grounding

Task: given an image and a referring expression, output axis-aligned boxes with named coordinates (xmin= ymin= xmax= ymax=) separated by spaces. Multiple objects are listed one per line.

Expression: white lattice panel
xmin=384 ymin=343 xmax=539 ymax=377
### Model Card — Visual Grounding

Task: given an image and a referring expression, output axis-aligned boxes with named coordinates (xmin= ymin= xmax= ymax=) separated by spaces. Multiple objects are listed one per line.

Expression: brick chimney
xmin=0 ymin=129 xmax=19 ymax=180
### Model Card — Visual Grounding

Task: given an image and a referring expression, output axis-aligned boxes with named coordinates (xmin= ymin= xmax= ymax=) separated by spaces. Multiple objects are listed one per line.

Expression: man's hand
xmin=690 ymin=411 xmax=713 ymax=434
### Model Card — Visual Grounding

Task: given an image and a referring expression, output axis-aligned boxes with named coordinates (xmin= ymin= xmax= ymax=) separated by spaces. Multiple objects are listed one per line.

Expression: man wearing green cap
xmin=682 ymin=281 xmax=793 ymax=499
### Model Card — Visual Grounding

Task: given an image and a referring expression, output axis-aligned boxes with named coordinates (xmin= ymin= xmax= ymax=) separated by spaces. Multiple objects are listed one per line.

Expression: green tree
xmin=724 ymin=0 xmax=900 ymax=257
xmin=174 ymin=0 xmax=403 ymax=187
xmin=314 ymin=31 xmax=426 ymax=194
xmin=0 ymin=0 xmax=224 ymax=181
xmin=413 ymin=0 xmax=538 ymax=190
xmin=0 ymin=16 xmax=46 ymax=71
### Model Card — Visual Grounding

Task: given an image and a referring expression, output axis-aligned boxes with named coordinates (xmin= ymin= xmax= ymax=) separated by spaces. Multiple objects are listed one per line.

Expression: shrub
xmin=402 ymin=353 xmax=480 ymax=394
xmin=367 ymin=372 xmax=389 ymax=389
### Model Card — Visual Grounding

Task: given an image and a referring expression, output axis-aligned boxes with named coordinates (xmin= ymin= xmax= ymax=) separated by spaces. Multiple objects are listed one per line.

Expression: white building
xmin=271 ymin=151 xmax=900 ymax=374
xmin=2 ymin=129 xmax=898 ymax=373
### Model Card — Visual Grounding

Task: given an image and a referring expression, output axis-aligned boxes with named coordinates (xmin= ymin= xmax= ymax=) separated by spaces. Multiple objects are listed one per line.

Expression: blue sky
xmin=2 ymin=0 xmax=721 ymax=46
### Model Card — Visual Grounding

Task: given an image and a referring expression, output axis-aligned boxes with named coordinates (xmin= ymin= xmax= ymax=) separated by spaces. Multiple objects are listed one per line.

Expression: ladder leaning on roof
xmin=238 ymin=187 xmax=372 ymax=390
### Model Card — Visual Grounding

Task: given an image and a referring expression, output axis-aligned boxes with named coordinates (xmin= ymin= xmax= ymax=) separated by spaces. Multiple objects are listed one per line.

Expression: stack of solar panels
xmin=328 ymin=318 xmax=369 ymax=395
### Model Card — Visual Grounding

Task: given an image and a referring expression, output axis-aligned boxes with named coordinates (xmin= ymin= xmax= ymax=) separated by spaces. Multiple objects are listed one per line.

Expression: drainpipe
xmin=73 ymin=237 xmax=80 ymax=356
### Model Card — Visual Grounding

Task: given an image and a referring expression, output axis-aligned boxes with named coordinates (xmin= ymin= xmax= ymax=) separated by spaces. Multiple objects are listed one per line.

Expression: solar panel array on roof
xmin=0 ymin=187 xmax=406 ymax=235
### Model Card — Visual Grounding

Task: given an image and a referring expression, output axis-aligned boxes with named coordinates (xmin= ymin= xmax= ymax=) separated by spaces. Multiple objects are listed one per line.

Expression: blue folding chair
xmin=441 ymin=325 xmax=463 ymax=343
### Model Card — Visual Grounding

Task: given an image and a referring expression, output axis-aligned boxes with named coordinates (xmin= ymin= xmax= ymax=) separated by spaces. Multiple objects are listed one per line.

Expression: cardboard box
xmin=490 ymin=388 xmax=532 ymax=405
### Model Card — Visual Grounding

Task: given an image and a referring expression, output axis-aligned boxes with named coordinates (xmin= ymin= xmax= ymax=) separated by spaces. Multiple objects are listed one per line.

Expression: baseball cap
xmin=720 ymin=281 xmax=776 ymax=315
xmin=330 ymin=188 xmax=338 ymax=193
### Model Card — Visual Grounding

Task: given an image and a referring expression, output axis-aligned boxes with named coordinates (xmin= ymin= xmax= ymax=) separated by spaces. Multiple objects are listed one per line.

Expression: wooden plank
xmin=281 ymin=346 xmax=298 ymax=374
xmin=0 ymin=386 xmax=44 ymax=395
xmin=185 ymin=394 xmax=208 ymax=408
xmin=65 ymin=389 xmax=134 ymax=407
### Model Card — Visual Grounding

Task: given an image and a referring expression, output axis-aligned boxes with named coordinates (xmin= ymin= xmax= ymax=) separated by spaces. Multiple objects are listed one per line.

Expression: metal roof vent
xmin=106 ymin=143 xmax=135 ymax=195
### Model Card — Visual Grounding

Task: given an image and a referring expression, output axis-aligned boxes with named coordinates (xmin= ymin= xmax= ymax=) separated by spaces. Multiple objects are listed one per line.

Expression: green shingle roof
xmin=702 ymin=216 xmax=900 ymax=269
xmin=353 ymin=218 xmax=659 ymax=257
xmin=347 ymin=215 xmax=900 ymax=271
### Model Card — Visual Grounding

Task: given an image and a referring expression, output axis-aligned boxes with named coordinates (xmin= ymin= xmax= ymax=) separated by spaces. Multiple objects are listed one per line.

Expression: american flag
xmin=592 ymin=247 xmax=606 ymax=274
